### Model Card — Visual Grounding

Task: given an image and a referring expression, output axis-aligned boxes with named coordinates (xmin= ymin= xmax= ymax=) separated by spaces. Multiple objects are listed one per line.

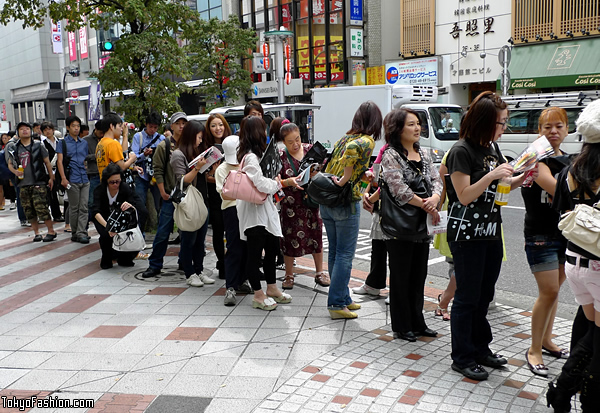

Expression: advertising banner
xmin=51 ymin=20 xmax=63 ymax=54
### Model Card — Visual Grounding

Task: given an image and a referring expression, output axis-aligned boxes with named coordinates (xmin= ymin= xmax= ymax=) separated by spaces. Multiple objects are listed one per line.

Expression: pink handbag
xmin=222 ymin=155 xmax=269 ymax=204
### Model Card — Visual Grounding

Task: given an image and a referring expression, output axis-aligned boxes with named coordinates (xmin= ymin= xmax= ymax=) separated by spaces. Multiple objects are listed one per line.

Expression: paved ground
xmin=0 ymin=209 xmax=578 ymax=412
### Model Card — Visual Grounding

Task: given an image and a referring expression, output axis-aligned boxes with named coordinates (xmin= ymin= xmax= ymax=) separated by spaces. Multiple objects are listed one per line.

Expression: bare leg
xmin=313 ymin=251 xmax=324 ymax=274
xmin=31 ymin=220 xmax=40 ymax=235
xmin=528 ymin=269 xmax=562 ymax=366
xmin=45 ymin=220 xmax=56 ymax=235
xmin=439 ymin=275 xmax=456 ymax=309
xmin=283 ymin=255 xmax=295 ymax=277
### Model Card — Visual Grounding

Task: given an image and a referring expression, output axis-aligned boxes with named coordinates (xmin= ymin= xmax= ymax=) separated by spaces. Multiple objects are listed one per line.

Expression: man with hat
xmin=5 ymin=122 xmax=57 ymax=242
xmin=141 ymin=112 xmax=186 ymax=278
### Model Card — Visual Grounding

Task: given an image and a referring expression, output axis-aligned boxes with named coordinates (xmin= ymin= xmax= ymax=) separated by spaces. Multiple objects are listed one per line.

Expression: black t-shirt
xmin=553 ymin=166 xmax=600 ymax=259
xmin=446 ymin=139 xmax=506 ymax=242
xmin=521 ymin=155 xmax=571 ymax=238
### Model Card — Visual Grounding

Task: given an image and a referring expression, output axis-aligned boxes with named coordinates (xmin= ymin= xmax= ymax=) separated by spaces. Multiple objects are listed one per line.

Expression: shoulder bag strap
xmin=285 ymin=148 xmax=299 ymax=176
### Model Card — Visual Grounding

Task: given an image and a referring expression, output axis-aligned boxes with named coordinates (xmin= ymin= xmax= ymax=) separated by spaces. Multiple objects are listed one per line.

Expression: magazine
xmin=189 ymin=146 xmax=223 ymax=173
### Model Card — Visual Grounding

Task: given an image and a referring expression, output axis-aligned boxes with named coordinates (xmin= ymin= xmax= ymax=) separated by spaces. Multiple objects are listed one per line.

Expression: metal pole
xmin=502 ymin=48 xmax=509 ymax=96
xmin=63 ymin=70 xmax=67 ymax=118
xmin=274 ymin=36 xmax=285 ymax=104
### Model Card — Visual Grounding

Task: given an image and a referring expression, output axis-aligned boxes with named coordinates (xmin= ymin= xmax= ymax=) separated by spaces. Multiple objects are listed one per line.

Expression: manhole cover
xmin=123 ymin=267 xmax=213 ymax=285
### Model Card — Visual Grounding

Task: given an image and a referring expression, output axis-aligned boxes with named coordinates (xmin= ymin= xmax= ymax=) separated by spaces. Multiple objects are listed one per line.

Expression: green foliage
xmin=185 ymin=15 xmax=256 ymax=110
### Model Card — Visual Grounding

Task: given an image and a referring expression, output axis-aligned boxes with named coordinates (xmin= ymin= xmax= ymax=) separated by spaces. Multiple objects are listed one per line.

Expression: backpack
xmin=0 ymin=146 xmax=13 ymax=180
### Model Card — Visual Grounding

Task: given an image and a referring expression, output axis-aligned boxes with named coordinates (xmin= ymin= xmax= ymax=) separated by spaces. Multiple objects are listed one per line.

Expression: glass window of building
xmin=198 ymin=0 xmax=222 ymax=19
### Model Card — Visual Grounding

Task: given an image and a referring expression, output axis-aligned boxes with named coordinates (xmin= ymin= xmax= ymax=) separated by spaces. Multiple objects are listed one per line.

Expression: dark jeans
xmin=386 ymin=239 xmax=429 ymax=334
xmin=148 ymin=200 xmax=176 ymax=270
xmin=366 ymin=238 xmax=388 ymax=289
xmin=245 ymin=226 xmax=279 ymax=291
xmin=88 ymin=174 xmax=100 ymax=221
xmin=47 ymin=184 xmax=62 ymax=220
xmin=450 ymin=239 xmax=503 ymax=368
xmin=93 ymin=217 xmax=138 ymax=266
xmin=223 ymin=206 xmax=247 ymax=289
xmin=12 ymin=177 xmax=26 ymax=222
xmin=180 ymin=218 xmax=209 ymax=278
xmin=207 ymin=183 xmax=225 ymax=270
xmin=135 ymin=176 xmax=161 ymax=216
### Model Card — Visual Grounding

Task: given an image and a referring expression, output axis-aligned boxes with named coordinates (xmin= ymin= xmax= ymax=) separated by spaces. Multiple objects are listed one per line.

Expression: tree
xmin=1 ymin=0 xmax=194 ymax=126
xmin=185 ymin=15 xmax=256 ymax=109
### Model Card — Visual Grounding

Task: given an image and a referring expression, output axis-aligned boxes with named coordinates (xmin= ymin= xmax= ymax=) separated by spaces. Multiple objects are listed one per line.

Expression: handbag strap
xmin=285 ymin=148 xmax=300 ymax=176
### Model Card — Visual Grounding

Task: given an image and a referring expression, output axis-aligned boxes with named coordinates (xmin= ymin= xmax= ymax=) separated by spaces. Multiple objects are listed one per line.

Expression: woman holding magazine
xmin=278 ymin=122 xmax=328 ymax=290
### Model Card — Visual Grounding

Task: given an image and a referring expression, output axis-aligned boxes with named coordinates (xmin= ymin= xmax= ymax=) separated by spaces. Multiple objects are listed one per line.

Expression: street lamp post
xmin=264 ymin=29 xmax=294 ymax=105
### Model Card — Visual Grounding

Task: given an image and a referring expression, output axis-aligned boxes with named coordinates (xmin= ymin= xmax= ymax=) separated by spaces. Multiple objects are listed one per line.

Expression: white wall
xmin=436 ymin=0 xmax=512 ymax=101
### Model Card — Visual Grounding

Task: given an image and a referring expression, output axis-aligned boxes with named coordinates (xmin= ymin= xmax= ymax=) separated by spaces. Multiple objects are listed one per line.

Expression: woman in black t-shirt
xmin=552 ymin=99 xmax=600 ymax=411
xmin=521 ymin=107 xmax=572 ymax=377
xmin=446 ymin=92 xmax=527 ymax=381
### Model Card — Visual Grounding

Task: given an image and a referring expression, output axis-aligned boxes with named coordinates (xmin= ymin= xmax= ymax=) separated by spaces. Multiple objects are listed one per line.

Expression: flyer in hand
xmin=189 ymin=146 xmax=223 ymax=173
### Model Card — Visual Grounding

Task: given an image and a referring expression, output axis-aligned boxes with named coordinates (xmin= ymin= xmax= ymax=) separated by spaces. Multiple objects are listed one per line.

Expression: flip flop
xmin=268 ymin=292 xmax=292 ymax=304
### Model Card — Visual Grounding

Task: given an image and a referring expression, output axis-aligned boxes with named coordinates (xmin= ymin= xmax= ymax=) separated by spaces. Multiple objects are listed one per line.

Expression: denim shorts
xmin=524 ymin=236 xmax=566 ymax=272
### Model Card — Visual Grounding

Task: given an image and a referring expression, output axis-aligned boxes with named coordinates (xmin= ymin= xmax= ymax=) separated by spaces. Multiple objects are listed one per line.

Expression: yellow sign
xmin=367 ymin=66 xmax=385 ymax=85
xmin=297 ymin=36 xmax=344 ymax=81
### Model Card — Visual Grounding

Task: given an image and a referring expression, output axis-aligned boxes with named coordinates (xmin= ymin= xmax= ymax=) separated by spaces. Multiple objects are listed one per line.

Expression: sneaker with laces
xmin=224 ymin=288 xmax=236 ymax=306
xmin=235 ymin=280 xmax=253 ymax=294
xmin=198 ymin=271 xmax=215 ymax=284
xmin=187 ymin=274 xmax=204 ymax=287
xmin=352 ymin=283 xmax=380 ymax=296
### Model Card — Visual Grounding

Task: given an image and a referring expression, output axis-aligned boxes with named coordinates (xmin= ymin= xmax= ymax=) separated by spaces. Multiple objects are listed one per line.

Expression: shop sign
xmin=350 ymin=0 xmax=363 ymax=26
xmin=350 ymin=29 xmax=363 ymax=57
xmin=297 ymin=35 xmax=344 ymax=81
xmin=385 ymin=58 xmax=440 ymax=86
xmin=367 ymin=66 xmax=385 ymax=85
xmin=510 ymin=73 xmax=600 ymax=89
xmin=251 ymin=79 xmax=304 ymax=98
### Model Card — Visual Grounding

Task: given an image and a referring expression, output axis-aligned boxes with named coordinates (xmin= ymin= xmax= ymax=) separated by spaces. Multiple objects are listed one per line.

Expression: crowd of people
xmin=3 ymin=96 xmax=600 ymax=411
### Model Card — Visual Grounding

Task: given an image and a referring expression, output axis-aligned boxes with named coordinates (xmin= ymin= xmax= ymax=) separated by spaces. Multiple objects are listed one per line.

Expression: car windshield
xmin=429 ymin=107 xmax=463 ymax=141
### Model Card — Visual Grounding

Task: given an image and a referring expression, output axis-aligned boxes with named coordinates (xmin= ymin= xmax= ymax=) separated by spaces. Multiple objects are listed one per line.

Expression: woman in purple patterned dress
xmin=278 ymin=122 xmax=329 ymax=290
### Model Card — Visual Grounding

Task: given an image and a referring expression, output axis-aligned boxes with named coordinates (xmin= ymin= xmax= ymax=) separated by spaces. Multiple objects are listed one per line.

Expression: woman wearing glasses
xmin=91 ymin=163 xmax=148 ymax=269
xmin=446 ymin=92 xmax=527 ymax=381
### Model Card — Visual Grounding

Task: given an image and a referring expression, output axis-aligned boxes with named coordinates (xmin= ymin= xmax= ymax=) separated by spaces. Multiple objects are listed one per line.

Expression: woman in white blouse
xmin=236 ymin=116 xmax=300 ymax=310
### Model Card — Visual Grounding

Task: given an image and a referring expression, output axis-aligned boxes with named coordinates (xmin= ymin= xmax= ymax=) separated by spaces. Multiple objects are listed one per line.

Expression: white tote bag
xmin=173 ymin=177 xmax=209 ymax=232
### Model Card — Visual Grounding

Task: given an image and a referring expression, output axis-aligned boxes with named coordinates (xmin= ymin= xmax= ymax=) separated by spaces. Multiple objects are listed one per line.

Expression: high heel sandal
xmin=435 ymin=294 xmax=451 ymax=321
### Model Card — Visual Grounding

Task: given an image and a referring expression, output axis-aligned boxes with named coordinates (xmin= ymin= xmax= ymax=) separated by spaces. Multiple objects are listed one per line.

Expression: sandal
xmin=282 ymin=274 xmax=294 ymax=290
xmin=435 ymin=294 xmax=451 ymax=321
xmin=252 ymin=297 xmax=278 ymax=311
xmin=135 ymin=252 xmax=150 ymax=260
xmin=315 ymin=272 xmax=331 ymax=287
xmin=267 ymin=292 xmax=292 ymax=304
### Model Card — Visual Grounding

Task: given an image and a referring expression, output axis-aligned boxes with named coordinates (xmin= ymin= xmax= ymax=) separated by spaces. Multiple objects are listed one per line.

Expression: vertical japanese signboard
xmin=350 ymin=0 xmax=363 ymax=25
xmin=79 ymin=17 xmax=88 ymax=59
xmin=350 ymin=28 xmax=363 ymax=57
xmin=51 ymin=20 xmax=63 ymax=54
xmin=68 ymin=29 xmax=78 ymax=61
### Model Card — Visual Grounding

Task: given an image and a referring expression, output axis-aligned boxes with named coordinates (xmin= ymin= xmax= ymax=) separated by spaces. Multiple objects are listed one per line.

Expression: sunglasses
xmin=108 ymin=180 xmax=121 ymax=185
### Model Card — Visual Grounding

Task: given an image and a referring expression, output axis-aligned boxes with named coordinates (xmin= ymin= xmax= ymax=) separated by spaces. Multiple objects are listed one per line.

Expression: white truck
xmin=311 ymin=84 xmax=463 ymax=162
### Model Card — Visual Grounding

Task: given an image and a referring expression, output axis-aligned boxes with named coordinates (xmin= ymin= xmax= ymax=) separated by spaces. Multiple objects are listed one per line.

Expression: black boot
xmin=580 ymin=370 xmax=600 ymax=412
xmin=547 ymin=340 xmax=592 ymax=412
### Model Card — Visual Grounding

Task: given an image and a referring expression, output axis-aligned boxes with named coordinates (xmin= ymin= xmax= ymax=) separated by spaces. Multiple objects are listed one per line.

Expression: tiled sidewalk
xmin=0 ymin=211 xmax=573 ymax=412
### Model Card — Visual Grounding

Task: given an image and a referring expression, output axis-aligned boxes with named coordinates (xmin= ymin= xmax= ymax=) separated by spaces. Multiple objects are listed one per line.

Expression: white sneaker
xmin=9 ymin=202 xmax=16 ymax=210
xmin=385 ymin=296 xmax=390 ymax=304
xmin=224 ymin=287 xmax=236 ymax=306
xmin=187 ymin=274 xmax=204 ymax=287
xmin=198 ymin=271 xmax=215 ymax=284
xmin=352 ymin=283 xmax=380 ymax=296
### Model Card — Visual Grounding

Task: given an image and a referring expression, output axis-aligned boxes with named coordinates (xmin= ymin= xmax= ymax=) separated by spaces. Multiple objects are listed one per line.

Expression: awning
xmin=502 ymin=38 xmax=600 ymax=90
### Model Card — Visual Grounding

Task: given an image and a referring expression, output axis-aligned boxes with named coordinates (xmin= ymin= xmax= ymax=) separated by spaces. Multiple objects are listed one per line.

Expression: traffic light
xmin=100 ymin=39 xmax=115 ymax=52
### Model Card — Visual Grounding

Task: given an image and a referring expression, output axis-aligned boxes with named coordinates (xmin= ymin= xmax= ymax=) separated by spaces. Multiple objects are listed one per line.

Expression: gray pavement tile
xmin=157 ymin=304 xmax=201 ymax=315
xmin=106 ymin=338 xmax=164 ymax=355
xmin=216 ymin=376 xmax=278 ymax=399
xmin=37 ymin=352 xmax=98 ymax=370
xmin=132 ymin=354 xmax=188 ymax=374
xmin=10 ymin=369 xmax=78 ymax=391
xmin=5 ymin=323 xmax=61 ymax=337
xmin=161 ymin=373 xmax=225 ymax=397
xmin=83 ymin=302 xmax=131 ymax=314
xmin=252 ymin=328 xmax=299 ymax=343
xmin=209 ymin=327 xmax=258 ymax=342
xmin=62 ymin=337 xmax=120 ymax=353
xmin=0 ymin=311 xmax=42 ymax=324
xmin=192 ymin=304 xmax=236 ymax=316
xmin=229 ymin=358 xmax=286 ymax=378
xmin=151 ymin=339 xmax=205 ymax=356
xmin=287 ymin=343 xmax=338 ymax=362
xmin=146 ymin=395 xmax=212 ymax=413
xmin=101 ymin=294 xmax=145 ymax=303
xmin=59 ymin=370 xmax=124 ymax=392
xmin=104 ymin=313 xmax=151 ymax=325
xmin=122 ymin=325 xmax=175 ymax=341
xmin=196 ymin=341 xmax=247 ymax=358
xmin=220 ymin=315 xmax=268 ymax=328
xmin=0 ymin=367 xmax=30 ymax=388
xmin=0 ymin=351 xmax=55 ymax=369
xmin=121 ymin=303 xmax=166 ymax=314
xmin=242 ymin=342 xmax=293 ymax=360
xmin=0 ymin=335 xmax=36 ymax=351
xmin=140 ymin=314 xmax=188 ymax=326
xmin=296 ymin=329 xmax=344 ymax=345
xmin=180 ymin=356 xmax=238 ymax=375
xmin=204 ymin=398 xmax=262 ymax=413
xmin=180 ymin=315 xmax=227 ymax=328
xmin=83 ymin=352 xmax=145 ymax=371
xmin=267 ymin=304 xmax=311 ymax=317
xmin=108 ymin=371 xmax=175 ymax=394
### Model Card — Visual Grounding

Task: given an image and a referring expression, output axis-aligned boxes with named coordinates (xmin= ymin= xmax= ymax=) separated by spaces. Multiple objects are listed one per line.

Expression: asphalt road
xmin=337 ymin=190 xmax=580 ymax=321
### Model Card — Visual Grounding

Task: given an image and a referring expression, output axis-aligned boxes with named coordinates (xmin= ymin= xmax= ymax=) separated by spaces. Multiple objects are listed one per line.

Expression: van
xmin=312 ymin=85 xmax=464 ymax=163
xmin=497 ymin=91 xmax=600 ymax=160
xmin=186 ymin=103 xmax=320 ymax=140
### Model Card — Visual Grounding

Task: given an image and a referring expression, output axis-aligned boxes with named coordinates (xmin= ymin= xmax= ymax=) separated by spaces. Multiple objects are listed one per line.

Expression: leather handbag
xmin=173 ymin=177 xmax=209 ymax=232
xmin=222 ymin=155 xmax=268 ymax=205
xmin=306 ymin=172 xmax=353 ymax=208
xmin=558 ymin=201 xmax=600 ymax=257
xmin=112 ymin=209 xmax=145 ymax=252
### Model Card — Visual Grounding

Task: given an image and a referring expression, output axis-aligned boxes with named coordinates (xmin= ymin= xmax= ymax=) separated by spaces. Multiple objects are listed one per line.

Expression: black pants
xmin=47 ymin=185 xmax=62 ymax=220
xmin=207 ymin=183 xmax=225 ymax=270
xmin=93 ymin=218 xmax=138 ymax=266
xmin=223 ymin=206 xmax=247 ymax=289
xmin=386 ymin=239 xmax=429 ymax=334
xmin=365 ymin=239 xmax=388 ymax=289
xmin=245 ymin=226 xmax=279 ymax=291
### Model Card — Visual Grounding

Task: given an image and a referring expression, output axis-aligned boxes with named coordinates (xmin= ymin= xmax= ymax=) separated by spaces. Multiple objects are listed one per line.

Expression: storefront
xmin=505 ymin=38 xmax=600 ymax=91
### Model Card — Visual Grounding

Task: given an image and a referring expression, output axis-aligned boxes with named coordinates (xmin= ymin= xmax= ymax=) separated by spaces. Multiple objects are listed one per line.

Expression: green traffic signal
xmin=101 ymin=40 xmax=114 ymax=52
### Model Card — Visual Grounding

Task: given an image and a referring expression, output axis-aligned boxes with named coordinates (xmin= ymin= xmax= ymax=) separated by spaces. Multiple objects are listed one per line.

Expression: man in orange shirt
xmin=95 ymin=112 xmax=138 ymax=178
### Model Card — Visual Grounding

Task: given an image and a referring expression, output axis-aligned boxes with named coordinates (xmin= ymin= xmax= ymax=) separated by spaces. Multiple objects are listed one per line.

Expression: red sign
xmin=262 ymin=42 xmax=270 ymax=58
xmin=68 ymin=30 xmax=77 ymax=61
xmin=70 ymin=90 xmax=80 ymax=99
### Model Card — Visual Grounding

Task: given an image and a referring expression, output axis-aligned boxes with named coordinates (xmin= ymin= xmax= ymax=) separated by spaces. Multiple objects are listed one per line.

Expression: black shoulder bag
xmin=379 ymin=148 xmax=432 ymax=241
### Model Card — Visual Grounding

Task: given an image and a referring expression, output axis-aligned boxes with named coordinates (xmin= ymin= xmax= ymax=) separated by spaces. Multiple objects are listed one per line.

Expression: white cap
xmin=222 ymin=135 xmax=240 ymax=165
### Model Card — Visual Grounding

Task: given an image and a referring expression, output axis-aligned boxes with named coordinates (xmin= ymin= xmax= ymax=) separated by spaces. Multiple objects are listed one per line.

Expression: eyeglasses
xmin=108 ymin=180 xmax=121 ymax=185
xmin=496 ymin=121 xmax=509 ymax=128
